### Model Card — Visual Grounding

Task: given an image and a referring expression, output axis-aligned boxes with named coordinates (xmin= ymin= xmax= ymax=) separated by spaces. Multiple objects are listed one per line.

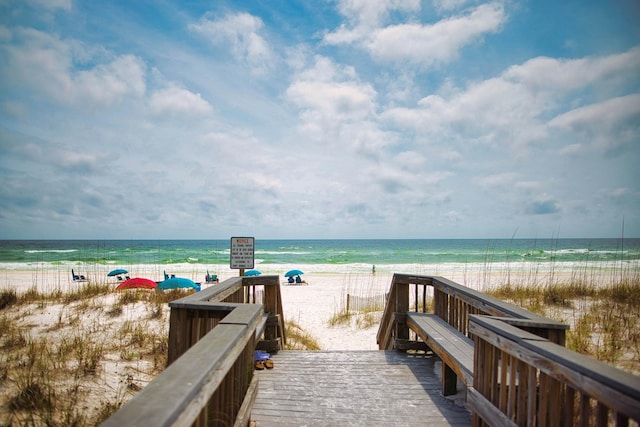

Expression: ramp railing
xmin=102 ymin=275 xmax=284 ymax=427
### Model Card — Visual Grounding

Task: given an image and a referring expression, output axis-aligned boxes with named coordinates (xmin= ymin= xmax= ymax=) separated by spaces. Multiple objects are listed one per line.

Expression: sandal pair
xmin=254 ymin=359 xmax=274 ymax=370
xmin=254 ymin=350 xmax=274 ymax=370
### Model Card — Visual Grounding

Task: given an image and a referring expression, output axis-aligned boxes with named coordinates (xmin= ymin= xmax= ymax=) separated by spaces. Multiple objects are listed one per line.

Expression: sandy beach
xmin=0 ymin=263 xmax=621 ymax=351
xmin=2 ymin=262 xmax=638 ymax=424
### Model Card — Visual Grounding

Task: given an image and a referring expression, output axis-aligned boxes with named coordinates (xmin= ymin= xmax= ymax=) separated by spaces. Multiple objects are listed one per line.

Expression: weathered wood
xmin=103 ymin=316 xmax=260 ymax=427
xmin=251 ymin=351 xmax=472 ymax=426
xmin=234 ymin=375 xmax=259 ymax=427
xmin=395 ymin=282 xmax=410 ymax=341
xmin=467 ymin=387 xmax=517 ymax=427
xmin=470 ymin=315 xmax=640 ymax=425
xmin=407 ymin=312 xmax=474 ymax=394
xmin=377 ymin=280 xmax=397 ymax=348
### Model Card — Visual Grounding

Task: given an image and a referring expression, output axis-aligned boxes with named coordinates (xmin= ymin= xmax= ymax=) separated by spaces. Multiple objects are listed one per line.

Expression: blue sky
xmin=1 ymin=0 xmax=639 ymax=239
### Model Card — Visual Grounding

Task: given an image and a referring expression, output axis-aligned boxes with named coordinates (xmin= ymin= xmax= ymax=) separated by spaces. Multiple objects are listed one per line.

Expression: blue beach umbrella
xmin=244 ymin=269 xmax=262 ymax=277
xmin=107 ymin=268 xmax=128 ymax=277
xmin=157 ymin=277 xmax=200 ymax=291
xmin=284 ymin=269 xmax=304 ymax=277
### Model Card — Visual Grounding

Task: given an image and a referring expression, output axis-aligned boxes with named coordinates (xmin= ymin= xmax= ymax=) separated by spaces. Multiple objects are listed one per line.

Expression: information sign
xmin=230 ymin=237 xmax=255 ymax=269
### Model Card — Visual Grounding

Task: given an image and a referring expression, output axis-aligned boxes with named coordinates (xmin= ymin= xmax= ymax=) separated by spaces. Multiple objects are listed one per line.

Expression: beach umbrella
xmin=244 ymin=269 xmax=262 ymax=276
xmin=107 ymin=268 xmax=128 ymax=277
xmin=284 ymin=269 xmax=304 ymax=277
xmin=116 ymin=277 xmax=157 ymax=290
xmin=157 ymin=277 xmax=200 ymax=291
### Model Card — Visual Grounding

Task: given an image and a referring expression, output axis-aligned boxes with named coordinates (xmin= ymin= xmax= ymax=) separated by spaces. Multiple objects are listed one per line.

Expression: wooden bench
xmin=407 ymin=312 xmax=474 ymax=396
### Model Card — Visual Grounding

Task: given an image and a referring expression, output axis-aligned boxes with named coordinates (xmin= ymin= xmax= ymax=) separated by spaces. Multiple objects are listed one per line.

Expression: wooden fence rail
xmin=103 ymin=275 xmax=284 ymax=427
xmin=469 ymin=315 xmax=640 ymax=426
xmin=377 ymin=274 xmax=567 ymax=350
xmin=377 ymin=274 xmax=640 ymax=426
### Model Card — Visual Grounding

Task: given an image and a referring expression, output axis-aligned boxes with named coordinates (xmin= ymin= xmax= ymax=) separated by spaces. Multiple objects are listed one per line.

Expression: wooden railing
xmin=377 ymin=274 xmax=640 ymax=426
xmin=469 ymin=315 xmax=640 ymax=426
xmin=103 ymin=275 xmax=285 ymax=427
xmin=377 ymin=274 xmax=567 ymax=349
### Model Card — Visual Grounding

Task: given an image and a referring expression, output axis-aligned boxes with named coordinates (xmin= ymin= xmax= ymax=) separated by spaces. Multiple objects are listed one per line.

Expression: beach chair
xmin=295 ymin=275 xmax=302 ymax=284
xmin=71 ymin=269 xmax=86 ymax=281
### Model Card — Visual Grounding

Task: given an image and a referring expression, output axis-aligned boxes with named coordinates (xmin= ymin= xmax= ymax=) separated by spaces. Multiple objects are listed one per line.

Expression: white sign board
xmin=230 ymin=237 xmax=255 ymax=269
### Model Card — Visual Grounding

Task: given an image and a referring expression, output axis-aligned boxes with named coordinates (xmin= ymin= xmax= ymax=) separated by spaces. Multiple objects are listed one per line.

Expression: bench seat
xmin=407 ymin=312 xmax=474 ymax=396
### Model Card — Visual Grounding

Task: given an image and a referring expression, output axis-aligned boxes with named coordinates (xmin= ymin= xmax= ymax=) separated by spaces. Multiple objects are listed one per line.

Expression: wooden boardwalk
xmin=251 ymin=351 xmax=471 ymax=426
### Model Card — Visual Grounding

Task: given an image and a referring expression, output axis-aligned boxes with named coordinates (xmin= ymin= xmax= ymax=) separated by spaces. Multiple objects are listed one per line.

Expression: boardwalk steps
xmin=251 ymin=350 xmax=472 ymax=426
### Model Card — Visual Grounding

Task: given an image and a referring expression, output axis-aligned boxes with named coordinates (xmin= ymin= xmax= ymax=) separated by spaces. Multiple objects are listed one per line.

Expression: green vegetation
xmin=487 ymin=279 xmax=640 ymax=373
xmin=0 ymin=285 xmax=183 ymax=426
xmin=283 ymin=320 xmax=321 ymax=350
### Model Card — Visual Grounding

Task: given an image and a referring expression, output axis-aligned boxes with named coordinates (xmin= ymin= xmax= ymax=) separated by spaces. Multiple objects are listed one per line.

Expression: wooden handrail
xmin=378 ymin=274 xmax=640 ymax=425
xmin=103 ymin=276 xmax=285 ymax=427
xmin=469 ymin=315 xmax=640 ymax=426
xmin=102 ymin=303 xmax=263 ymax=427
xmin=377 ymin=274 xmax=568 ymax=349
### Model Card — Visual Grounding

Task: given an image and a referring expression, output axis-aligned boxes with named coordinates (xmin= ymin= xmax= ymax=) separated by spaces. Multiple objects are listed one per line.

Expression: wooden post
xmin=396 ymin=282 xmax=409 ymax=342
xmin=346 ymin=294 xmax=350 ymax=313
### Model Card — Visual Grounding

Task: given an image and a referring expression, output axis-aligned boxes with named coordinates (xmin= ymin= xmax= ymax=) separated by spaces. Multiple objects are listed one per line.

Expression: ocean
xmin=1 ymin=239 xmax=638 ymax=276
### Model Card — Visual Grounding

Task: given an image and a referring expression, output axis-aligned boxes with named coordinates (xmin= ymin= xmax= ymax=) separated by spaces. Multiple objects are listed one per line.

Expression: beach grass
xmin=283 ymin=319 xmax=321 ymax=350
xmin=2 ymin=248 xmax=639 ymax=424
xmin=326 ymin=256 xmax=640 ymax=374
xmin=0 ymin=286 xmax=178 ymax=426
xmin=486 ymin=275 xmax=640 ymax=373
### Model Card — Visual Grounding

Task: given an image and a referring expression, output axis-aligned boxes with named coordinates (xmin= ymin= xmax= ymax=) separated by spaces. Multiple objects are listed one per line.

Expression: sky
xmin=1 ymin=0 xmax=639 ymax=240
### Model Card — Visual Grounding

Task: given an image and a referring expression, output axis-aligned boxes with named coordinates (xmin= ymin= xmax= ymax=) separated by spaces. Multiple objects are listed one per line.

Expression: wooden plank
xmin=104 ymin=323 xmax=254 ymax=427
xmin=251 ymin=351 xmax=472 ymax=426
xmin=234 ymin=375 xmax=259 ymax=427
xmin=470 ymin=316 xmax=640 ymax=422
xmin=407 ymin=312 xmax=474 ymax=387
xmin=466 ymin=387 xmax=517 ymax=427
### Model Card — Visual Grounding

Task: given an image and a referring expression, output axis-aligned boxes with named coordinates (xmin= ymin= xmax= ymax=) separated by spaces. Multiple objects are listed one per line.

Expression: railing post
xmin=395 ymin=281 xmax=410 ymax=343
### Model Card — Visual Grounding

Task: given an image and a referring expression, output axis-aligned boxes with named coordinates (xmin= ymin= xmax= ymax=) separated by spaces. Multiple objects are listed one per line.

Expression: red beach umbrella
xmin=116 ymin=277 xmax=158 ymax=290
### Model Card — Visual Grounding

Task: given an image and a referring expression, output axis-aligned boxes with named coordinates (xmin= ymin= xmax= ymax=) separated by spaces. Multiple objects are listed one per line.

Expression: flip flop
xmin=264 ymin=359 xmax=274 ymax=369
xmin=254 ymin=360 xmax=265 ymax=370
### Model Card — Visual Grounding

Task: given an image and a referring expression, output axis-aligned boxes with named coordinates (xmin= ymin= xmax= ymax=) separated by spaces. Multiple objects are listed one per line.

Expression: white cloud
xmin=76 ymin=55 xmax=146 ymax=105
xmin=433 ymin=0 xmax=472 ymax=13
xmin=332 ymin=0 xmax=421 ymax=28
xmin=149 ymin=85 xmax=213 ymax=116
xmin=549 ymin=94 xmax=640 ymax=153
xmin=189 ymin=12 xmax=274 ymax=76
xmin=383 ymin=47 xmax=640 ymax=153
xmin=324 ymin=2 xmax=506 ymax=68
xmin=367 ymin=3 xmax=506 ymax=66
xmin=504 ymin=47 xmax=640 ymax=92
xmin=286 ymin=56 xmax=377 ymax=123
xmin=0 ymin=28 xmax=145 ymax=107
xmin=476 ymin=172 xmax=520 ymax=189
xmin=1 ymin=1 xmax=638 ymax=239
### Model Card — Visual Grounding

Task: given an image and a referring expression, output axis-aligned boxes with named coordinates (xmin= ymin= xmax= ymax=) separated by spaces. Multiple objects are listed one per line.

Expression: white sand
xmin=2 ymin=264 xmax=636 ymax=423
xmin=0 ymin=264 xmax=619 ymax=351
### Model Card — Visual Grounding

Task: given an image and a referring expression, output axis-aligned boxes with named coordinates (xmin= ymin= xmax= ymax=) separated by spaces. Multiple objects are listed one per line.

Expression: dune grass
xmin=0 ymin=284 xmax=184 ymax=426
xmin=283 ymin=320 xmax=322 ymax=350
xmin=487 ymin=279 xmax=640 ymax=373
xmin=328 ymin=257 xmax=640 ymax=374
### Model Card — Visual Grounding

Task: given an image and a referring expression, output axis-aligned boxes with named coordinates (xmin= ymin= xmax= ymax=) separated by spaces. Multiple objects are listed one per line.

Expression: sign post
xmin=230 ymin=237 xmax=255 ymax=276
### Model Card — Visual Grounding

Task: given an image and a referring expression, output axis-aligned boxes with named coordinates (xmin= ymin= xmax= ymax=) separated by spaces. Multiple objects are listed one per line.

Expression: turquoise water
xmin=1 ymin=239 xmax=638 ymax=269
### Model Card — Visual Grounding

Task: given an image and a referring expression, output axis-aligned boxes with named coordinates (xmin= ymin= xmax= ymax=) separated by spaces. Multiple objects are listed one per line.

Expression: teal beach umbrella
xmin=284 ymin=269 xmax=304 ymax=277
xmin=108 ymin=268 xmax=128 ymax=277
xmin=244 ymin=269 xmax=262 ymax=276
xmin=158 ymin=277 xmax=200 ymax=291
